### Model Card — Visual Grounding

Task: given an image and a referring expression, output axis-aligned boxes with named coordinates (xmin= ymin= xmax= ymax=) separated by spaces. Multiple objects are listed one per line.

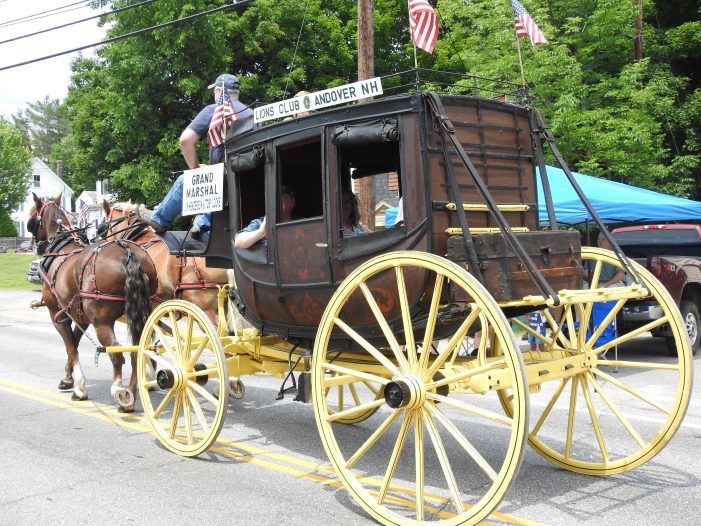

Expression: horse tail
xmin=123 ymin=246 xmax=151 ymax=345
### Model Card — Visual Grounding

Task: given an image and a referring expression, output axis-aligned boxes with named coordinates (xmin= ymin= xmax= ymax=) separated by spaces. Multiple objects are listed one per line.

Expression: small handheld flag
xmin=511 ymin=0 xmax=548 ymax=45
xmin=408 ymin=0 xmax=438 ymax=54
xmin=207 ymin=86 xmax=238 ymax=148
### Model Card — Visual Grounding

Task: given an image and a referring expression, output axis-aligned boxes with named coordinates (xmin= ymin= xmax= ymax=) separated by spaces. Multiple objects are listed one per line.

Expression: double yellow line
xmin=0 ymin=378 xmax=542 ymax=526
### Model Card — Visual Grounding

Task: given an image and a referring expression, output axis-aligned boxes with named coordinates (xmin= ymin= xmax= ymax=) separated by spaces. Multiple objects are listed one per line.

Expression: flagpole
xmin=516 ymin=35 xmax=527 ymax=88
xmin=408 ymin=0 xmax=420 ymax=90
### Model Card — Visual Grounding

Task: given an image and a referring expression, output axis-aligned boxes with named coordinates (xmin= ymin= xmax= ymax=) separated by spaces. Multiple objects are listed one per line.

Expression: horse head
xmin=28 ymin=193 xmax=72 ymax=254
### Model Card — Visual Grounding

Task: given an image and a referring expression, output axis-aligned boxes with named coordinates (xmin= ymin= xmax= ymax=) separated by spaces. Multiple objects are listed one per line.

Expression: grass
xmin=0 ymin=252 xmax=40 ymax=290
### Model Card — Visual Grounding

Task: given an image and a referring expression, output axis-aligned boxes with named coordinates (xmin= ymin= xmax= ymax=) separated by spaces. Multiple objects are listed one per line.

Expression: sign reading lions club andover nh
xmin=254 ymin=78 xmax=384 ymax=123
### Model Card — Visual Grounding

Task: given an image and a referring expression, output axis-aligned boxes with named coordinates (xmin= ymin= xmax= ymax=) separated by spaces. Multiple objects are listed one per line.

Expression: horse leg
xmin=50 ymin=316 xmax=86 ymax=397
xmin=94 ymin=323 xmax=133 ymax=411
xmin=124 ymin=351 xmax=139 ymax=413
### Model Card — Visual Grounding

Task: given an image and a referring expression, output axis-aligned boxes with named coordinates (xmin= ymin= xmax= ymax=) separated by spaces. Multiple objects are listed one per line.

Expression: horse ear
xmin=102 ymin=199 xmax=110 ymax=215
xmin=32 ymin=192 xmax=41 ymax=206
xmin=54 ymin=194 xmax=62 ymax=205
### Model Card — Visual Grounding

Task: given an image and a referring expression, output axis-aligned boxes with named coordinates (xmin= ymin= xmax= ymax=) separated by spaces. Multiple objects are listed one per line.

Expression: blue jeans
xmin=152 ymin=174 xmax=210 ymax=231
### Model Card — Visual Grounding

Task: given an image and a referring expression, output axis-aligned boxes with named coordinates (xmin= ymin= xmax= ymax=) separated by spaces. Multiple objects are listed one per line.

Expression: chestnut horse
xmin=28 ymin=193 xmax=158 ymax=412
xmin=101 ymin=201 xmax=232 ymax=327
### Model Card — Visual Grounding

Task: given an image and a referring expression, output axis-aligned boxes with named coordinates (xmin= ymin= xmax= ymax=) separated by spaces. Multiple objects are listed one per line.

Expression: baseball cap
xmin=208 ymin=73 xmax=240 ymax=90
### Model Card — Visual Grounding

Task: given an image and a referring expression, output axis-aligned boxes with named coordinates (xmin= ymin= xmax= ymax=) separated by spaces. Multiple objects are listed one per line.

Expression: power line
xmin=0 ymin=0 xmax=158 ymax=46
xmin=0 ymin=1 xmax=91 ymax=28
xmin=0 ymin=2 xmax=251 ymax=73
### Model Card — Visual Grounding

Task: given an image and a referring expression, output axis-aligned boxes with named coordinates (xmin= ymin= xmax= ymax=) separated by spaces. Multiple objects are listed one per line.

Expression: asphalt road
xmin=1 ymin=289 xmax=700 ymax=526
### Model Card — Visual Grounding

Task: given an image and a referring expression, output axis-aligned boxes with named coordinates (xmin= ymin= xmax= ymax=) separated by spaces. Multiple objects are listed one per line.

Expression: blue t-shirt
xmin=188 ymin=100 xmax=255 ymax=164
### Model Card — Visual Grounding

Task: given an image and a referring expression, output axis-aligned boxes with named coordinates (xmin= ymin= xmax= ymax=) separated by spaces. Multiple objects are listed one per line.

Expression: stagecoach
xmin=106 ymin=76 xmax=691 ymax=525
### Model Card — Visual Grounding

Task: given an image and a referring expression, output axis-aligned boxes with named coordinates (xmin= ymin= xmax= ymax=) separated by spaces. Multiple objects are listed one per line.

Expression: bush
xmin=0 ymin=209 xmax=18 ymax=237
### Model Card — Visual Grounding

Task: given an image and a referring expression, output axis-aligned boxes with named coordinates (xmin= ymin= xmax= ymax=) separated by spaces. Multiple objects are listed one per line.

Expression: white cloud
xmin=0 ymin=0 xmax=106 ymax=118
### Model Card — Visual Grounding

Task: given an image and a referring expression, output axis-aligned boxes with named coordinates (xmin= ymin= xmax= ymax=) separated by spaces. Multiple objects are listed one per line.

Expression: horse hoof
xmin=118 ymin=406 xmax=135 ymax=414
xmin=113 ymin=388 xmax=135 ymax=408
xmin=71 ymin=393 xmax=88 ymax=401
xmin=58 ymin=380 xmax=74 ymax=391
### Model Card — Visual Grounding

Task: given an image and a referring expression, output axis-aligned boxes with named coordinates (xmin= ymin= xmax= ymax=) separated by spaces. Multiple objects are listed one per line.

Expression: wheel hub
xmin=384 ymin=375 xmax=425 ymax=409
xmin=156 ymin=367 xmax=185 ymax=390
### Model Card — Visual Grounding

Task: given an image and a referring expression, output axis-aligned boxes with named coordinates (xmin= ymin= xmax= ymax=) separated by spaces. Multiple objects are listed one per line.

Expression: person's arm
xmin=179 ymin=127 xmax=201 ymax=169
xmin=604 ymin=270 xmax=626 ymax=287
xmin=234 ymin=218 xmax=267 ymax=249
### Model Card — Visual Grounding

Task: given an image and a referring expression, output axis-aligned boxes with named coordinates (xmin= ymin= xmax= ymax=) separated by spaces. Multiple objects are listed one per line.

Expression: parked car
xmin=27 ymin=259 xmax=42 ymax=285
xmin=16 ymin=241 xmax=33 ymax=253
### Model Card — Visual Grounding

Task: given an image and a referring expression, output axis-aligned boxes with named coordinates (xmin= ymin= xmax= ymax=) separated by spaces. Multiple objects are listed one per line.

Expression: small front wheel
xmin=137 ymin=300 xmax=228 ymax=457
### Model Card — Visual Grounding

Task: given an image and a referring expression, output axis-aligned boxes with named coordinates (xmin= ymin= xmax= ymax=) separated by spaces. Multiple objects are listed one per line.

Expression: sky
xmin=0 ymin=0 xmax=107 ymax=118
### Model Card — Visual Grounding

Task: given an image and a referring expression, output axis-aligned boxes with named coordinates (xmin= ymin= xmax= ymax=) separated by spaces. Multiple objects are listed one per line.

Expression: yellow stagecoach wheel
xmin=505 ymin=247 xmax=692 ymax=475
xmin=137 ymin=300 xmax=229 ymax=457
xmin=312 ymin=251 xmax=528 ymax=526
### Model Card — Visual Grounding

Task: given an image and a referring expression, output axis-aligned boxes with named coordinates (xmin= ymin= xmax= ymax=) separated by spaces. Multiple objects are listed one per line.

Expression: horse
xmin=100 ymin=200 xmax=233 ymax=327
xmin=28 ymin=193 xmax=158 ymax=412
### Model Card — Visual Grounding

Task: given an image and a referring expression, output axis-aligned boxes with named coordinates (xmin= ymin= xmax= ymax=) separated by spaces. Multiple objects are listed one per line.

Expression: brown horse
xmin=28 ymin=193 xmax=158 ymax=412
xmin=101 ymin=201 xmax=232 ymax=327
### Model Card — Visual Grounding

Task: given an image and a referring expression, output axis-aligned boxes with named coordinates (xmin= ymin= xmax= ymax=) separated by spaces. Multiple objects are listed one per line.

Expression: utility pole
xmin=633 ymin=0 xmax=643 ymax=61
xmin=356 ymin=0 xmax=375 ymax=230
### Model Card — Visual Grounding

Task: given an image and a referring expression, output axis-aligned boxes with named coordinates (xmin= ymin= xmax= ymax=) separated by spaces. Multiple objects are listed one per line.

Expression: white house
xmin=11 ymin=158 xmax=74 ymax=237
xmin=75 ymin=180 xmax=112 ymax=239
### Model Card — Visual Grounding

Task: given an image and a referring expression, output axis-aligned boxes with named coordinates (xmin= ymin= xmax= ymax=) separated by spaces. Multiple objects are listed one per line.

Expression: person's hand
xmin=259 ymin=217 xmax=266 ymax=233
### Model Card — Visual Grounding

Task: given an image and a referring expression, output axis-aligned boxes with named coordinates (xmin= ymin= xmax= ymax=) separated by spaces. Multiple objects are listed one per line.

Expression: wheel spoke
xmin=338 ymin=384 xmax=345 ymax=412
xmin=359 ymin=282 xmax=411 ymax=374
xmin=593 ymin=316 xmax=670 ymax=354
xmin=168 ymin=311 xmax=183 ymax=358
xmin=326 ymin=398 xmax=385 ymax=423
xmin=418 ymin=274 xmax=445 ymax=372
xmin=414 ymin=409 xmax=425 ymax=522
xmin=152 ymin=385 xmax=177 ymax=419
xmin=322 ymin=362 xmax=390 ymax=386
xmin=348 ymin=382 xmax=362 ymax=406
xmin=183 ymin=390 xmax=193 ymax=445
xmin=169 ymin=391 xmax=183 ymax=440
xmin=426 ymin=392 xmax=512 ymax=427
xmin=187 ymin=379 xmax=220 ymax=408
xmin=422 ymin=308 xmax=479 ymax=382
xmin=142 ymin=348 xmax=175 ymax=370
xmin=187 ymin=387 xmax=210 ymax=436
xmin=543 ymin=307 xmax=571 ymax=349
xmin=186 ymin=337 xmax=210 ymax=369
xmin=565 ymin=376 xmax=579 ymax=459
xmin=395 ymin=266 xmax=418 ymax=371
xmin=152 ymin=324 xmax=178 ymax=363
xmin=186 ymin=366 xmax=219 ymax=378
xmin=377 ymin=411 xmax=412 ymax=505
xmin=595 ymin=360 xmax=679 ymax=372
xmin=586 ymin=372 xmax=646 ymax=447
xmin=333 ymin=317 xmax=402 ymax=377
xmin=427 ymin=402 xmax=497 ymax=480
xmin=532 ymin=378 xmax=569 ymax=436
xmin=425 ymin=358 xmax=507 ymax=391
xmin=346 ymin=409 xmax=403 ymax=469
xmin=580 ymin=375 xmax=608 ymax=463
xmin=423 ymin=409 xmax=465 ymax=514
xmin=592 ymin=369 xmax=671 ymax=414
xmin=182 ymin=314 xmax=194 ymax=361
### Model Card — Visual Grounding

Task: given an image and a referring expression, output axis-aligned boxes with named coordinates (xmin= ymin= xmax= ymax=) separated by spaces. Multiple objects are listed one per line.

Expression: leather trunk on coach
xmin=447 ymin=231 xmax=583 ymax=302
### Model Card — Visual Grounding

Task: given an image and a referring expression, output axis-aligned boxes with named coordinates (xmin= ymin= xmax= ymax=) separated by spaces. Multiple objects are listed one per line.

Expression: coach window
xmin=333 ymin=118 xmax=402 ymax=237
xmin=276 ymin=134 xmax=323 ymax=222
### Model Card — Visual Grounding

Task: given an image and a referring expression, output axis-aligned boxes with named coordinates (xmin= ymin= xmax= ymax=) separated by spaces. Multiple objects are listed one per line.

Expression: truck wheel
xmin=666 ymin=300 xmax=699 ymax=356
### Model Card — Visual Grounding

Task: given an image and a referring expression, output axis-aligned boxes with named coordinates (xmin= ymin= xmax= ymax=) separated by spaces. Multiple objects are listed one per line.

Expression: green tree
xmin=0 ymin=119 xmax=32 ymax=215
xmin=12 ymin=97 xmax=69 ymax=162
xmin=0 ymin=209 xmax=18 ymax=237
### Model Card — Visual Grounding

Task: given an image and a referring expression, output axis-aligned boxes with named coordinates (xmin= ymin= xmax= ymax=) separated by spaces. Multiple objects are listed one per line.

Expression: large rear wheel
xmin=137 ymin=300 xmax=228 ymax=457
xmin=312 ymin=252 xmax=528 ymax=525
xmin=509 ymin=247 xmax=692 ymax=475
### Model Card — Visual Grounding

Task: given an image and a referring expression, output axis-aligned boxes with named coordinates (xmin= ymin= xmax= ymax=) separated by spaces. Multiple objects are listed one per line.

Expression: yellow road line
xmin=0 ymin=378 xmax=543 ymax=526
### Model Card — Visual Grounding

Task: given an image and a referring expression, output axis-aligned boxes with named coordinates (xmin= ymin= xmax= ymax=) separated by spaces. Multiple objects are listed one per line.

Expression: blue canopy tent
xmin=537 ymin=166 xmax=701 ymax=226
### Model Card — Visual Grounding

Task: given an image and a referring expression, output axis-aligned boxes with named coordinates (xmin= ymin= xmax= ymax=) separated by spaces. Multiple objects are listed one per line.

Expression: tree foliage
xmin=55 ymin=0 xmax=700 ymax=201
xmin=0 ymin=119 xmax=32 ymax=214
xmin=11 ymin=97 xmax=69 ymax=163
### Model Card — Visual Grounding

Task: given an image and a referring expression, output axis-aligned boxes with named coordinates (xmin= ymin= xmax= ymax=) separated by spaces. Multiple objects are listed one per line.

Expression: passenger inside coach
xmin=234 ymin=186 xmax=296 ymax=249
xmin=340 ymin=189 xmax=370 ymax=238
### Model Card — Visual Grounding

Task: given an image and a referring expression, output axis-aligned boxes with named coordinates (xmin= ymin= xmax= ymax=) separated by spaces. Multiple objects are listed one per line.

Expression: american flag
xmin=77 ymin=204 xmax=89 ymax=227
xmin=207 ymin=88 xmax=238 ymax=148
xmin=512 ymin=0 xmax=548 ymax=45
xmin=408 ymin=0 xmax=438 ymax=54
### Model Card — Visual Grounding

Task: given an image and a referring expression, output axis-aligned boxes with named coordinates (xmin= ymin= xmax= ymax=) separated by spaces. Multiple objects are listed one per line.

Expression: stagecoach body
xmin=208 ymin=93 xmax=581 ymax=339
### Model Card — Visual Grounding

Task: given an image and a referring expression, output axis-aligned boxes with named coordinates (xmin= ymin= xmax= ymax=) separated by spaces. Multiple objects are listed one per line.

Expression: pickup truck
xmin=611 ymin=224 xmax=701 ymax=355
